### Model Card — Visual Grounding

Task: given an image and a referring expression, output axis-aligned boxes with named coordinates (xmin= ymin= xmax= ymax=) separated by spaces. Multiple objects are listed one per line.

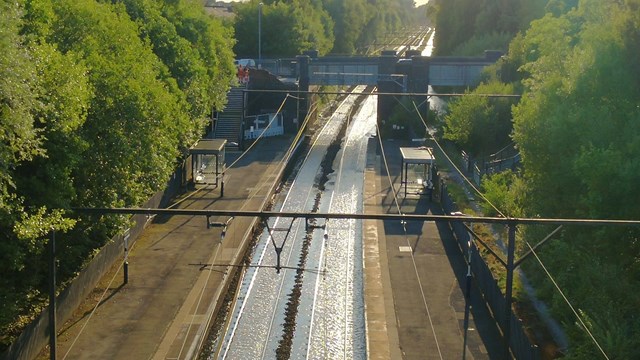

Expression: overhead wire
xmin=62 ymin=242 xmax=133 ymax=359
xmin=524 ymin=241 xmax=610 ymax=359
xmin=175 ymin=235 xmax=223 ymax=360
xmin=210 ymin=97 xmax=321 ymax=359
xmin=410 ymin=100 xmax=508 ymax=218
xmin=154 ymin=95 xmax=294 ymax=213
xmin=374 ymin=118 xmax=444 ymax=360
xmin=224 ymin=89 xmax=360 ymax=357
xmin=241 ymin=88 xmax=522 ymax=98
xmin=63 ymin=93 xmax=299 ymax=359
xmin=223 ymin=93 xmax=292 ymax=171
xmin=219 ymin=98 xmax=337 ymax=359
xmin=409 ymin=98 xmax=611 ymax=357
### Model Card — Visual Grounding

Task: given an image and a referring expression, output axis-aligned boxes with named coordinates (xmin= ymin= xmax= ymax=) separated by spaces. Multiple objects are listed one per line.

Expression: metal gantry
xmin=71 ymin=207 xmax=640 ymax=359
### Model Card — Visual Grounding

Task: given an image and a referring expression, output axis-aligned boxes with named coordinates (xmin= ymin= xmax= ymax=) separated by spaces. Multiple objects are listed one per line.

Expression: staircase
xmin=214 ymin=86 xmax=244 ymax=148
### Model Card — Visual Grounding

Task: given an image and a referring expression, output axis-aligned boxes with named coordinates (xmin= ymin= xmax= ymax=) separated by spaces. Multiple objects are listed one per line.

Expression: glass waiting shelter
xmin=189 ymin=139 xmax=226 ymax=187
xmin=400 ymin=146 xmax=436 ymax=197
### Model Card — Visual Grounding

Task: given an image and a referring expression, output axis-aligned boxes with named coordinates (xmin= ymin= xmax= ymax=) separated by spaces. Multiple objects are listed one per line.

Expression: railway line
xmin=215 ymin=86 xmax=371 ymax=359
xmin=211 ymin=29 xmax=444 ymax=360
xmin=367 ymin=26 xmax=433 ymax=56
xmin=14 ymin=20 xmax=514 ymax=360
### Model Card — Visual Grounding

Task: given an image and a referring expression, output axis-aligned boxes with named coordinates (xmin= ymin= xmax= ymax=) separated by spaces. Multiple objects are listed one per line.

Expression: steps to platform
xmin=214 ymin=86 xmax=245 ymax=147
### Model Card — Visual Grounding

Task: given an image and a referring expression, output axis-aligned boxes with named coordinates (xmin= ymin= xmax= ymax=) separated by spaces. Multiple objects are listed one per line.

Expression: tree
xmin=432 ymin=0 xmax=548 ymax=56
xmin=443 ymin=82 xmax=516 ymax=156
xmin=1 ymin=0 xmax=237 ymax=349
xmin=233 ymin=1 xmax=333 ymax=57
xmin=511 ymin=1 xmax=640 ymax=356
xmin=0 ymin=0 xmax=88 ymax=345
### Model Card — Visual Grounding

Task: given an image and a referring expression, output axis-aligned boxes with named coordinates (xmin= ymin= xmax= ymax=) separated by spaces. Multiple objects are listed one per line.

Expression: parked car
xmin=234 ymin=58 xmax=256 ymax=68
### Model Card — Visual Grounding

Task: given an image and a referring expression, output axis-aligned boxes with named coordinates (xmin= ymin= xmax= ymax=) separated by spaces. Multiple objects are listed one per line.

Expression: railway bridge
xmin=260 ymin=49 xmax=503 ymax=127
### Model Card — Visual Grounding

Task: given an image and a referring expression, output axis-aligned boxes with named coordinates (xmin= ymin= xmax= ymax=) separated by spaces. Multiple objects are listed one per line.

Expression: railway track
xmin=366 ymin=26 xmax=433 ymax=56
xmin=214 ymin=85 xmax=371 ymax=360
xmin=211 ymin=29 xmax=438 ymax=359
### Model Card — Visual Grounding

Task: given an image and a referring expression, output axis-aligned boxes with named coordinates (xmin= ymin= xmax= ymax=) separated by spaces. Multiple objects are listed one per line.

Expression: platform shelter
xmin=189 ymin=139 xmax=226 ymax=187
xmin=400 ymin=146 xmax=436 ymax=197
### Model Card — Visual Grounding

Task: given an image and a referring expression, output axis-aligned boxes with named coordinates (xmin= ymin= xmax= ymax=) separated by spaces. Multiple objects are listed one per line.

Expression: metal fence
xmin=259 ymin=58 xmax=297 ymax=78
xmin=441 ymin=184 xmax=540 ymax=360
xmin=1 ymin=169 xmax=183 ymax=360
xmin=462 ymin=149 xmax=521 ymax=186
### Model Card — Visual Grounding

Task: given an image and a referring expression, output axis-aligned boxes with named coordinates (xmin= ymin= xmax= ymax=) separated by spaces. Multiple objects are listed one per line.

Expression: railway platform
xmin=47 ymin=135 xmax=296 ymax=360
xmin=45 ymin=133 xmax=502 ymax=360
xmin=363 ymin=139 xmax=503 ymax=359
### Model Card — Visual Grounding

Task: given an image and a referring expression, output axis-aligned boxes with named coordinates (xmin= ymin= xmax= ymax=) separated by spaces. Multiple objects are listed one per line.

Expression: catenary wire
xmin=222 ymin=93 xmax=343 ymax=357
xmin=219 ymin=96 xmax=345 ymax=358
xmin=374 ymin=119 xmax=444 ymax=360
xmin=242 ymin=88 xmax=522 ymax=98
xmin=223 ymin=93 xmax=292 ymax=171
xmin=62 ymin=243 xmax=133 ymax=359
xmin=409 ymin=96 xmax=611 ymax=358
xmin=63 ymin=93 xmax=304 ymax=359
xmin=216 ymin=101 xmax=320 ymax=358
xmin=410 ymin=100 xmax=508 ymax=218
xmin=175 ymin=237 xmax=223 ymax=359
xmin=524 ymin=241 xmax=610 ymax=359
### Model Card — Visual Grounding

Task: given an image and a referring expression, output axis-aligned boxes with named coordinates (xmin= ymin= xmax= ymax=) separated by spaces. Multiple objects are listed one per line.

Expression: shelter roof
xmin=400 ymin=146 xmax=435 ymax=164
xmin=189 ymin=139 xmax=227 ymax=155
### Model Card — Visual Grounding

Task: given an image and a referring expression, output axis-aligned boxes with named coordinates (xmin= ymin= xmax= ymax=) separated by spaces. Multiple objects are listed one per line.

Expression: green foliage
xmin=160 ymin=0 xmax=237 ymax=115
xmin=432 ymin=0 xmax=547 ymax=56
xmin=443 ymin=82 xmax=516 ymax=156
xmin=0 ymin=0 xmax=426 ymax=347
xmin=380 ymin=97 xmax=428 ymax=139
xmin=0 ymin=1 xmax=43 ymax=210
xmin=322 ymin=0 xmax=368 ymax=54
xmin=451 ymin=31 xmax=513 ymax=56
xmin=233 ymin=0 xmax=423 ymax=57
xmin=444 ymin=183 xmax=475 ymax=215
xmin=480 ymin=170 xmax=523 ymax=217
xmin=0 ymin=0 xmax=237 ymax=349
xmin=511 ymin=0 xmax=640 ymax=356
xmin=233 ymin=1 xmax=334 ymax=57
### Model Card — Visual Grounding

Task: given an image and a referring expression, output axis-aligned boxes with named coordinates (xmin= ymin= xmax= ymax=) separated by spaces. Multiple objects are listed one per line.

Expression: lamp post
xmin=49 ymin=230 xmax=57 ymax=360
xmin=258 ymin=2 xmax=263 ymax=69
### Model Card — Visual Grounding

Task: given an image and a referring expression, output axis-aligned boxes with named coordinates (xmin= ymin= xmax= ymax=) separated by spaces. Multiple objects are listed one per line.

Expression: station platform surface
xmin=50 ymin=136 xmax=295 ymax=360
xmin=363 ymin=139 xmax=503 ymax=359
xmin=47 ymin=135 xmax=503 ymax=360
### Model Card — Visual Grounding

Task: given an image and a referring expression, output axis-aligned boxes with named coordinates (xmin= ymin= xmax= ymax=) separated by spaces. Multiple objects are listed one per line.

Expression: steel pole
xmin=48 ymin=230 xmax=57 ymax=360
xmin=258 ymin=3 xmax=262 ymax=68
xmin=503 ymin=223 xmax=517 ymax=359
xmin=462 ymin=238 xmax=472 ymax=359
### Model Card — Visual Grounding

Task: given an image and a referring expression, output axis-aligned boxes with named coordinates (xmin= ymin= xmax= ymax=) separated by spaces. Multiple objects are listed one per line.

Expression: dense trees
xmin=443 ymin=82 xmax=517 ymax=156
xmin=233 ymin=0 xmax=334 ymax=57
xmin=430 ymin=0 xmax=548 ymax=56
xmin=232 ymin=0 xmax=422 ymax=57
xmin=510 ymin=3 xmax=640 ymax=356
xmin=0 ymin=0 xmax=235 ymax=349
xmin=435 ymin=0 xmax=640 ymax=356
xmin=0 ymin=0 xmax=430 ymax=350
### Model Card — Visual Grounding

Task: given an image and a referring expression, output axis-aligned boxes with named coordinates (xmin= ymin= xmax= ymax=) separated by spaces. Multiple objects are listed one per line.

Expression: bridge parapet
xmin=291 ymin=50 xmax=501 ymax=127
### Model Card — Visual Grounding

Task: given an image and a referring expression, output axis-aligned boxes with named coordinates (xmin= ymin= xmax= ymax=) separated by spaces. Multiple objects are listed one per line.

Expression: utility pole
xmin=503 ymin=223 xmax=517 ymax=359
xmin=258 ymin=3 xmax=263 ymax=68
xmin=48 ymin=230 xmax=57 ymax=360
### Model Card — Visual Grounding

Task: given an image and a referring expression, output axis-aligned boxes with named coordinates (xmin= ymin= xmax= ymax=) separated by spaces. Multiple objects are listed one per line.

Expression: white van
xmin=234 ymin=59 xmax=256 ymax=68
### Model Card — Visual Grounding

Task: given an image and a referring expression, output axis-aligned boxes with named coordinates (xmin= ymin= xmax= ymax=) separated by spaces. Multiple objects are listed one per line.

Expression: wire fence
xmin=441 ymin=183 xmax=541 ymax=360
xmin=461 ymin=150 xmax=521 ymax=186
